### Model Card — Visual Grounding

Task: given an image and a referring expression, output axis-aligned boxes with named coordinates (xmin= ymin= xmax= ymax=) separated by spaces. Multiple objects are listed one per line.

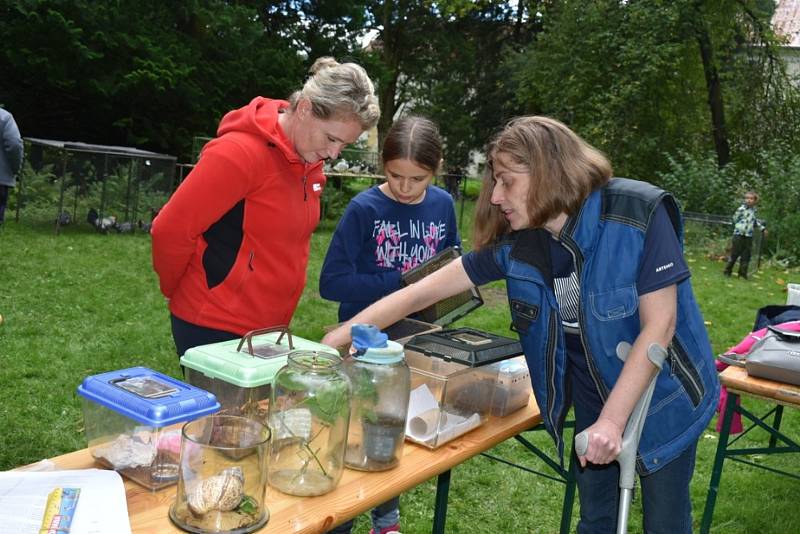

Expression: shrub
xmin=659 ymin=147 xmax=800 ymax=265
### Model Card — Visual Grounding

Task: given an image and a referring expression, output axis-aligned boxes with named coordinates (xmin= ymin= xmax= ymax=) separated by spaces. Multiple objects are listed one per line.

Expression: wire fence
xmin=13 ymin=138 xmax=177 ymax=233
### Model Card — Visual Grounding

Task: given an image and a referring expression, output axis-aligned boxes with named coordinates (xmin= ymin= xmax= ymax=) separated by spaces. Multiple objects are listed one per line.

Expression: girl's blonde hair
xmin=289 ymin=57 xmax=380 ymax=130
xmin=473 ymin=116 xmax=612 ymax=249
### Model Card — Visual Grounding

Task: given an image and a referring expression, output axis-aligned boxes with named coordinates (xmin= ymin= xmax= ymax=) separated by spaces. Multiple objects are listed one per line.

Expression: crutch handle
xmin=574 ymin=342 xmax=667 ymax=472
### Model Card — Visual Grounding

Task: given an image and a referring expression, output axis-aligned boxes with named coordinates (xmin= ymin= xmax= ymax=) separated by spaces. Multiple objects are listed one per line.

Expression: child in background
xmin=320 ymin=116 xmax=460 ymax=534
xmin=724 ymin=190 xmax=766 ymax=280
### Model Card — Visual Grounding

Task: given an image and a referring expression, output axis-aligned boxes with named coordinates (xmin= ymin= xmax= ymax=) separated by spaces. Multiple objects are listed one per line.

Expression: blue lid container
xmin=77 ymin=366 xmax=220 ymax=427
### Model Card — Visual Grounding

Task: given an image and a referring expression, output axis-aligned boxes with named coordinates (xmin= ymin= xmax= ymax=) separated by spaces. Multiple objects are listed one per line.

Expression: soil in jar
xmin=346 ymin=415 xmax=404 ymax=471
xmin=169 ymin=502 xmax=267 ymax=534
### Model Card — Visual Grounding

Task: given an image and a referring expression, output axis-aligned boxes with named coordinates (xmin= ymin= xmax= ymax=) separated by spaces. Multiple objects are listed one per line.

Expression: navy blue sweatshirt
xmin=319 ymin=185 xmax=460 ymax=321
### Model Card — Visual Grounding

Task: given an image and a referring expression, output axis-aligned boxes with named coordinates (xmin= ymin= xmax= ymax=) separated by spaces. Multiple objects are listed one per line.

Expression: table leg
xmin=700 ymin=390 xmax=738 ymax=534
xmin=560 ymin=449 xmax=577 ymax=534
xmin=432 ymin=469 xmax=451 ymax=534
xmin=769 ymin=405 xmax=784 ymax=449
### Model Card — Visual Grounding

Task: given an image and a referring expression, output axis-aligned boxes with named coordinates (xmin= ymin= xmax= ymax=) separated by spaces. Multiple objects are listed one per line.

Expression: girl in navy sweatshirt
xmin=320 ymin=116 xmax=460 ymax=534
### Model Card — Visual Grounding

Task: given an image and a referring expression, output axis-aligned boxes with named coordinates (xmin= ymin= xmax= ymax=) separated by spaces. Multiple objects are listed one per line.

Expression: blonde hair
xmin=473 ymin=116 xmax=612 ymax=248
xmin=289 ymin=57 xmax=380 ymax=130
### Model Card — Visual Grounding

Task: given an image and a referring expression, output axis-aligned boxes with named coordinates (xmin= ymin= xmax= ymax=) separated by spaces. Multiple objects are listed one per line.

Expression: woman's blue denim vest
xmin=496 ymin=178 xmax=719 ymax=474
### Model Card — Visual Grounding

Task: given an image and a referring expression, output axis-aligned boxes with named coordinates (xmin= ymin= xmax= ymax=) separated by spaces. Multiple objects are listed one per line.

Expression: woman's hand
xmin=322 ymin=326 xmax=350 ymax=349
xmin=577 ymin=416 xmax=624 ymax=467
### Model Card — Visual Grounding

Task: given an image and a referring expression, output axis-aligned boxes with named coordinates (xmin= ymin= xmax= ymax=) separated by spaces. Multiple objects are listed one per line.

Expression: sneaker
xmin=369 ymin=525 xmax=400 ymax=534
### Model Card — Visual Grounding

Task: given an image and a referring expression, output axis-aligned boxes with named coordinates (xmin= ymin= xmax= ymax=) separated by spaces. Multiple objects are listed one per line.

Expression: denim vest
xmin=497 ymin=178 xmax=719 ymax=474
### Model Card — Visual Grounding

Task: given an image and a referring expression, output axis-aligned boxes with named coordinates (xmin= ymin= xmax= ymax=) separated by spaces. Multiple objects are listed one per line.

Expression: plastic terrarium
xmin=403 ymin=350 xmax=498 ymax=449
xmin=77 ymin=367 xmax=220 ymax=490
xmin=488 ymin=356 xmax=532 ymax=417
xmin=181 ymin=327 xmax=338 ymax=421
xmin=267 ymin=351 xmax=351 ymax=496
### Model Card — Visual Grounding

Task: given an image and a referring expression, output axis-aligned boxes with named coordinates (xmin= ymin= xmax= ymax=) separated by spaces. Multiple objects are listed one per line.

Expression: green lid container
xmin=180 ymin=327 xmax=339 ymax=419
xmin=182 ymin=326 xmax=338 ymax=386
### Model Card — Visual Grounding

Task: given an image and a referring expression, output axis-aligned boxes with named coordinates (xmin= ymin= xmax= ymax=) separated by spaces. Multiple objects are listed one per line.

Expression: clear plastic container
xmin=488 ymin=356 xmax=532 ymax=417
xmin=267 ymin=351 xmax=351 ymax=496
xmin=344 ymin=331 xmax=410 ymax=471
xmin=404 ymin=350 xmax=497 ymax=449
xmin=181 ymin=327 xmax=338 ymax=421
xmin=77 ymin=367 xmax=220 ymax=491
xmin=169 ymin=415 xmax=270 ymax=534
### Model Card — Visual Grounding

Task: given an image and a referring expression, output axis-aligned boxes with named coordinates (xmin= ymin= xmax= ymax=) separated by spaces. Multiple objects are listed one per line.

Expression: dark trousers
xmin=0 ymin=185 xmax=9 ymax=224
xmin=725 ymin=234 xmax=753 ymax=278
xmin=170 ymin=313 xmax=239 ymax=357
xmin=572 ymin=377 xmax=697 ymax=534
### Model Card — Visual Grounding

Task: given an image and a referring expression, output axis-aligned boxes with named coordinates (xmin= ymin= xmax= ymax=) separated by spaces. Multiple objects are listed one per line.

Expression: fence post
xmin=55 ymin=148 xmax=68 ymax=234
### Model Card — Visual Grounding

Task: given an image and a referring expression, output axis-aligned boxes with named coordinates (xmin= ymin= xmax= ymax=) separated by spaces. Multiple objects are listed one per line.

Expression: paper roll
xmin=407 ymin=408 xmax=446 ymax=441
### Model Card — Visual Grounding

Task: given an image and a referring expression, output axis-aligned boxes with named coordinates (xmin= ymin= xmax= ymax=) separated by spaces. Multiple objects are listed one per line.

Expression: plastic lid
xmin=76 ymin=366 xmax=220 ymax=427
xmin=351 ymin=324 xmax=388 ymax=351
xmin=351 ymin=324 xmax=404 ymax=364
xmin=180 ymin=332 xmax=338 ymax=387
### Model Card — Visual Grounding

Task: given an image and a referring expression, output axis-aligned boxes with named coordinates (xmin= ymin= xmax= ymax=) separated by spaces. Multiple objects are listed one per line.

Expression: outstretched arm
xmin=321 ymin=257 xmax=475 ymax=348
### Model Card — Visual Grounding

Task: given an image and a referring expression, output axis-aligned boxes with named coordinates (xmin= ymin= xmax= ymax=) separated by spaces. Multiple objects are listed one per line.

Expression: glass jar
xmin=344 ymin=336 xmax=410 ymax=471
xmin=267 ymin=351 xmax=351 ymax=496
xmin=169 ymin=415 xmax=270 ymax=534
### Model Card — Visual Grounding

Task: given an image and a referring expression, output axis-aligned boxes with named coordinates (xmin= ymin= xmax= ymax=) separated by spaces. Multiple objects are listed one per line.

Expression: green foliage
xmin=658 ymin=144 xmax=800 ymax=262
xmin=0 ymin=0 xmax=305 ymax=159
xmin=275 ymin=358 xmax=350 ymax=426
xmin=349 ymin=364 xmax=380 ymax=423
xmin=657 ymin=151 xmax=739 ymax=214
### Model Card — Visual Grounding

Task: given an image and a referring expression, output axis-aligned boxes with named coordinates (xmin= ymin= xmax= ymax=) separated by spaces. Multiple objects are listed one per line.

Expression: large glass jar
xmin=169 ymin=415 xmax=270 ymax=534
xmin=344 ymin=329 xmax=410 ymax=471
xmin=267 ymin=351 xmax=351 ymax=496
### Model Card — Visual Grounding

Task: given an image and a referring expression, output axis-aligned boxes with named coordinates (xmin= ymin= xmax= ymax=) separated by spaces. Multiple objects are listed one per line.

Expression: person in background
xmin=151 ymin=57 xmax=379 ymax=357
xmin=0 ymin=107 xmax=24 ymax=228
xmin=320 ymin=116 xmax=459 ymax=534
xmin=323 ymin=116 xmax=719 ymax=533
xmin=724 ymin=190 xmax=765 ymax=280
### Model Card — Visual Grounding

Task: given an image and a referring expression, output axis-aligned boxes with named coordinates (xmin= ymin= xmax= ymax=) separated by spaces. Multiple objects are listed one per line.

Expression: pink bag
xmin=715 ymin=320 xmax=800 ymax=433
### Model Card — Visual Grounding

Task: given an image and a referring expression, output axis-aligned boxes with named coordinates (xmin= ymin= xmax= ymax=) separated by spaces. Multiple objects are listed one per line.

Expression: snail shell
xmin=187 ymin=467 xmax=244 ymax=515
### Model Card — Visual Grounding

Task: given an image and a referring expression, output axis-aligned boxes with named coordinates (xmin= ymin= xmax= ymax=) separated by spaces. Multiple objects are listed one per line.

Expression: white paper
xmin=0 ymin=468 xmax=131 ymax=534
xmin=405 ymin=384 xmax=482 ymax=445
xmin=435 ymin=412 xmax=481 ymax=443
xmin=407 ymin=408 xmax=446 ymax=441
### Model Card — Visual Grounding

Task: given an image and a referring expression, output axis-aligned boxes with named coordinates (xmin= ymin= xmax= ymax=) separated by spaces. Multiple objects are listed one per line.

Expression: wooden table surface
xmin=720 ymin=366 xmax=800 ymax=407
xmin=45 ymin=398 xmax=542 ymax=533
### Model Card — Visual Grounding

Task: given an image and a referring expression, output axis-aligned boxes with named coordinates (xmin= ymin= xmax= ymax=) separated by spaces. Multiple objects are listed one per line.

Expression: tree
xmin=0 ymin=0 xmax=304 ymax=159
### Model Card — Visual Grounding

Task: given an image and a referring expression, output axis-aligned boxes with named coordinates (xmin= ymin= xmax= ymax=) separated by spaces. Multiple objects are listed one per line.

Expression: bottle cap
xmin=350 ymin=324 xmax=404 ymax=364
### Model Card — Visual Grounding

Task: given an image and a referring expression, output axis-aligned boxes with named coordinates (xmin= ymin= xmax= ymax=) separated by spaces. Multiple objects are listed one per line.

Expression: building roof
xmin=773 ymin=0 xmax=800 ymax=46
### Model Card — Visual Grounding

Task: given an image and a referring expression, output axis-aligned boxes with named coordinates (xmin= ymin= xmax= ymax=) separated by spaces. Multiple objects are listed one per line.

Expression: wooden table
xmin=700 ymin=366 xmax=800 ymax=533
xmin=44 ymin=399 xmax=542 ymax=533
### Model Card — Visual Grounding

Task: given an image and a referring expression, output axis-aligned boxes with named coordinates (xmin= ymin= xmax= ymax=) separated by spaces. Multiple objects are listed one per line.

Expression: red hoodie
xmin=151 ymin=97 xmax=325 ymax=335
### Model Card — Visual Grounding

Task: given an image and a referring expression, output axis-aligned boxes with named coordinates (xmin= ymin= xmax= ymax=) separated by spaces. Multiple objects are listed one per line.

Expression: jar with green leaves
xmin=267 ymin=351 xmax=351 ymax=496
xmin=343 ymin=325 xmax=410 ymax=471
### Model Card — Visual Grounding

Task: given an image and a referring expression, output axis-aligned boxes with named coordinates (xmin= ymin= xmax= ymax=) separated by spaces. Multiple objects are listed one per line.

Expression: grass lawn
xmin=1 ymin=205 xmax=799 ymax=532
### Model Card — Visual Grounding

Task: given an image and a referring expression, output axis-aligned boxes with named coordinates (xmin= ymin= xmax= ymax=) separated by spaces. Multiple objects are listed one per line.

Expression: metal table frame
xmin=700 ymin=391 xmax=800 ymax=533
xmin=432 ymin=421 xmax=578 ymax=534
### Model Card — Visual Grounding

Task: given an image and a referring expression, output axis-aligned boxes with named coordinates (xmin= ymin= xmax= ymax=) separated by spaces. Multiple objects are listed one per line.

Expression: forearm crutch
xmin=575 ymin=342 xmax=667 ymax=534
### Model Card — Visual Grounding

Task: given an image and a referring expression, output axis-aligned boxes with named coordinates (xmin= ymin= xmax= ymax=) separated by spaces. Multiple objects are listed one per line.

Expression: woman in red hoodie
xmin=152 ymin=57 xmax=380 ymax=356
